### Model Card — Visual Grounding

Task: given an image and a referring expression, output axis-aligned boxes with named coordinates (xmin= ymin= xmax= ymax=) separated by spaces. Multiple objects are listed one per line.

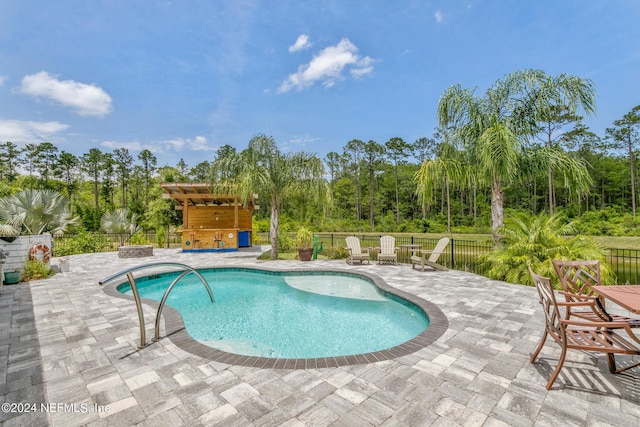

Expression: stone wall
xmin=118 ymin=245 xmax=154 ymax=258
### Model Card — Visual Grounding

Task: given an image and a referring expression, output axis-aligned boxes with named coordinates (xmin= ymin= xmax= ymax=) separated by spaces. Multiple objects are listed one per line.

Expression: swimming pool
xmin=116 ymin=268 xmax=432 ymax=360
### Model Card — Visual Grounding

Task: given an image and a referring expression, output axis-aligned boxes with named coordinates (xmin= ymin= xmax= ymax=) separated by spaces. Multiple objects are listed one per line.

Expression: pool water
xmin=120 ymin=268 xmax=429 ymax=359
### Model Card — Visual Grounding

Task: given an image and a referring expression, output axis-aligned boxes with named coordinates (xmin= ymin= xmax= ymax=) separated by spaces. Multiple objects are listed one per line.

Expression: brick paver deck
xmin=1 ymin=248 xmax=639 ymax=426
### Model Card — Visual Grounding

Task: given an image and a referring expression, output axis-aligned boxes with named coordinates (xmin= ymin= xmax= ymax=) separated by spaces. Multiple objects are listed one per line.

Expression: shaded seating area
xmin=529 ymin=267 xmax=640 ymax=390
xmin=345 ymin=236 xmax=370 ymax=265
xmin=410 ymin=237 xmax=450 ymax=271
xmin=161 ymin=183 xmax=258 ymax=252
xmin=377 ymin=235 xmax=398 ymax=265
xmin=189 ymin=231 xmax=202 ymax=249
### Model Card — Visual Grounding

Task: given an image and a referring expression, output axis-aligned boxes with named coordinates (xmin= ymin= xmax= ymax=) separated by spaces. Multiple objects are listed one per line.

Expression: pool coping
xmin=101 ymin=265 xmax=449 ymax=369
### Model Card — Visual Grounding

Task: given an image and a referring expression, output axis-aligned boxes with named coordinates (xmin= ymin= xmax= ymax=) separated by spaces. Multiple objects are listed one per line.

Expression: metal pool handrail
xmin=99 ymin=262 xmax=214 ymax=348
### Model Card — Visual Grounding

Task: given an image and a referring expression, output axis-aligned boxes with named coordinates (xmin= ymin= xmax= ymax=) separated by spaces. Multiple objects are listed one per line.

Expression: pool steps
xmin=99 ymin=262 xmax=215 ymax=347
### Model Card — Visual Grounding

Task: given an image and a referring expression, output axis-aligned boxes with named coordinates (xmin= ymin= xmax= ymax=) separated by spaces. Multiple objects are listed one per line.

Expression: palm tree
xmin=415 ymin=139 xmax=468 ymax=234
xmin=210 ymin=134 xmax=330 ymax=259
xmin=100 ymin=208 xmax=141 ymax=246
xmin=481 ymin=212 xmax=612 ymax=287
xmin=0 ymin=188 xmax=79 ymax=235
xmin=531 ymin=74 xmax=597 ymax=214
xmin=434 ymin=69 xmax=595 ymax=242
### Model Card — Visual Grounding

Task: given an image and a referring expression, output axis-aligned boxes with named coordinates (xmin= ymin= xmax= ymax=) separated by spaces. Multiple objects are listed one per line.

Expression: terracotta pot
xmin=298 ymin=248 xmax=313 ymax=261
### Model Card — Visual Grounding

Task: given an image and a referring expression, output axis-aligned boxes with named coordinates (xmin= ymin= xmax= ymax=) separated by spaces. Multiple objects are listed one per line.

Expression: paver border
xmin=101 ymin=266 xmax=448 ymax=368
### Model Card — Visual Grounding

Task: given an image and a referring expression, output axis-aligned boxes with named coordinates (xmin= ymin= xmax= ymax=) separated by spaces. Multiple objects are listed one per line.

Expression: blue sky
xmin=1 ymin=1 xmax=639 ymax=168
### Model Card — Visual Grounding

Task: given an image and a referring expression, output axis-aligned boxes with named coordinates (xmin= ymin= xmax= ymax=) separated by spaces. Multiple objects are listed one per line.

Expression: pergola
xmin=161 ymin=183 xmax=258 ymax=252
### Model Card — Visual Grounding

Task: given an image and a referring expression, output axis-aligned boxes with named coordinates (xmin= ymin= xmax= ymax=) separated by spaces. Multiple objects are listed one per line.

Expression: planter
xmin=298 ymin=248 xmax=313 ymax=261
xmin=118 ymin=245 xmax=154 ymax=258
xmin=4 ymin=271 xmax=21 ymax=285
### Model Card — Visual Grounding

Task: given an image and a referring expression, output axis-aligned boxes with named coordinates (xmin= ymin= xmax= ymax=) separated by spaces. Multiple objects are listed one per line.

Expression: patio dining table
xmin=592 ymin=285 xmax=640 ymax=315
xmin=591 ymin=285 xmax=640 ymax=374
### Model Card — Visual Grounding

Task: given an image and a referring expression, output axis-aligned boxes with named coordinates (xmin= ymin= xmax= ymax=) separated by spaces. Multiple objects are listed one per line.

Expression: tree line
xmin=1 ymin=70 xmax=640 ymax=241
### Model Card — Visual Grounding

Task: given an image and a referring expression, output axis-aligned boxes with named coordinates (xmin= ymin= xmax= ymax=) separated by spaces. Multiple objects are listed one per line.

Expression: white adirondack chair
xmin=410 ymin=237 xmax=450 ymax=271
xmin=345 ymin=236 xmax=370 ymax=265
xmin=377 ymin=235 xmax=398 ymax=265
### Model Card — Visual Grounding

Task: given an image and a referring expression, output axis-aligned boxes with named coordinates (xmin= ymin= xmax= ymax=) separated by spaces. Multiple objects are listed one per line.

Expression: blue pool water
xmin=119 ymin=268 xmax=429 ymax=358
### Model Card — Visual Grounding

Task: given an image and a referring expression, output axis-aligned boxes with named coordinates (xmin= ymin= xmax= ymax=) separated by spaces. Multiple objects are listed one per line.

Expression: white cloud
xmin=19 ymin=71 xmax=113 ymax=117
xmin=278 ymin=134 xmax=321 ymax=153
xmin=289 ymin=34 xmax=312 ymax=52
xmin=289 ymin=134 xmax=320 ymax=149
xmin=100 ymin=140 xmax=144 ymax=151
xmin=162 ymin=135 xmax=213 ymax=152
xmin=0 ymin=76 xmax=6 ymax=86
xmin=350 ymin=56 xmax=374 ymax=77
xmin=278 ymin=38 xmax=374 ymax=93
xmin=101 ymin=135 xmax=213 ymax=154
xmin=188 ymin=136 xmax=211 ymax=151
xmin=0 ymin=119 xmax=69 ymax=144
xmin=434 ymin=11 xmax=443 ymax=23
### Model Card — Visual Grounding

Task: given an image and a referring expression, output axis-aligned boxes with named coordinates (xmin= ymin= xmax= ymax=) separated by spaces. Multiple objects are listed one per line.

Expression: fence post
xmin=450 ymin=238 xmax=455 ymax=268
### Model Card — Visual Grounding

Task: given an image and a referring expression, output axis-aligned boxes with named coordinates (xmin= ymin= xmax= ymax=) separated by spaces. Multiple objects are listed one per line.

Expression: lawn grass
xmin=257 ymin=250 xmax=332 ymax=261
xmin=591 ymin=235 xmax=640 ymax=250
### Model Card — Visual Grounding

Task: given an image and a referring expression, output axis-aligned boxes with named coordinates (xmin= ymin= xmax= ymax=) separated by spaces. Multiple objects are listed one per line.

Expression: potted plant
xmin=295 ymin=226 xmax=314 ymax=261
xmin=3 ymin=270 xmax=21 ymax=285
xmin=0 ymin=248 xmax=8 ymax=287
xmin=59 ymin=257 xmax=70 ymax=273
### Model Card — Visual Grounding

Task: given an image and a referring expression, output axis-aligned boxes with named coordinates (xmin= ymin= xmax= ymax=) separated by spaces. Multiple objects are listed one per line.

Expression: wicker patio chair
xmin=529 ymin=267 xmax=640 ymax=389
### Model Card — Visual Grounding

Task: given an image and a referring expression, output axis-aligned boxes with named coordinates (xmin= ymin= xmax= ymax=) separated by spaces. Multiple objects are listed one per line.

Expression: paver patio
xmin=1 ymin=247 xmax=639 ymax=426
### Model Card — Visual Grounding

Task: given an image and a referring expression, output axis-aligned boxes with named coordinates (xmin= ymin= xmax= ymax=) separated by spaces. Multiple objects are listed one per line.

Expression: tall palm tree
xmin=0 ymin=188 xmax=79 ymax=235
xmin=434 ymin=69 xmax=595 ymax=242
xmin=210 ymin=134 xmax=330 ymax=259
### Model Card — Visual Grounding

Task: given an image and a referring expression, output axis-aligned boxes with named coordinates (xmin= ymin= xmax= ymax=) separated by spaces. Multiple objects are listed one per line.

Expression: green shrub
xmin=277 ymin=230 xmax=294 ymax=252
xmin=54 ymin=231 xmax=110 ymax=256
xmin=252 ymin=233 xmax=264 ymax=245
xmin=22 ymin=260 xmax=54 ymax=281
xmin=131 ymin=231 xmax=151 ymax=245
xmin=481 ymin=212 xmax=611 ymax=287
xmin=156 ymin=227 xmax=166 ymax=246
xmin=324 ymin=246 xmax=349 ymax=260
xmin=253 ymin=218 xmax=270 ymax=232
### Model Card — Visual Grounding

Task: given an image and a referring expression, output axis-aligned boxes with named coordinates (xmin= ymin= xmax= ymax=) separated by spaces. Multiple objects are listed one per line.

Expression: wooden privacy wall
xmin=185 ymin=206 xmax=252 ymax=229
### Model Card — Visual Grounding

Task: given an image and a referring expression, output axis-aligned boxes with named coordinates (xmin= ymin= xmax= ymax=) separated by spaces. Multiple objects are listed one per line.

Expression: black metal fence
xmin=51 ymin=231 xmax=640 ymax=284
xmin=52 ymin=232 xmax=181 ymax=257
xmin=605 ymin=248 xmax=640 ymax=284
xmin=306 ymin=233 xmax=494 ymax=273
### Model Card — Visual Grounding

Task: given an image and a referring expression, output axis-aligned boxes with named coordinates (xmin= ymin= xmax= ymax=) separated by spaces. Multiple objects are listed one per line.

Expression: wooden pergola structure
xmin=161 ymin=183 xmax=258 ymax=252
